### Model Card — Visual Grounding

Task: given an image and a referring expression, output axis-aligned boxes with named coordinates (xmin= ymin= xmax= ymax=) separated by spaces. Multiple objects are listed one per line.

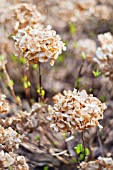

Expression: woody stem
xmin=38 ymin=62 xmax=42 ymax=95
xmin=81 ymin=131 xmax=86 ymax=160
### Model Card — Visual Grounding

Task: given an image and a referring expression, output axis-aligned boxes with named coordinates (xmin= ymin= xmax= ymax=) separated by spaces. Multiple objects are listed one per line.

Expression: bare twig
xmin=81 ymin=131 xmax=86 ymax=160
xmin=97 ymin=130 xmax=104 ymax=157
xmin=76 ymin=60 xmax=85 ymax=89
xmin=2 ymin=64 xmax=21 ymax=106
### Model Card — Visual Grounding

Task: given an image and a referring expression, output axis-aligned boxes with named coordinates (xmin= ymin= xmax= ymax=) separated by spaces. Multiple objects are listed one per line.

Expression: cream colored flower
xmin=12 ymin=3 xmax=45 ymax=32
xmin=0 ymin=93 xmax=9 ymax=114
xmin=49 ymin=0 xmax=97 ymax=23
xmin=0 ymin=125 xmax=24 ymax=151
xmin=0 ymin=150 xmax=14 ymax=167
xmin=79 ymin=157 xmax=113 ymax=170
xmin=15 ymin=155 xmax=29 ymax=170
xmin=94 ymin=5 xmax=112 ymax=20
xmin=48 ymin=89 xmax=107 ymax=133
xmin=94 ymin=32 xmax=113 ymax=80
xmin=13 ymin=25 xmax=66 ymax=66
xmin=0 ymin=151 xmax=29 ymax=169
xmin=1 ymin=103 xmax=48 ymax=133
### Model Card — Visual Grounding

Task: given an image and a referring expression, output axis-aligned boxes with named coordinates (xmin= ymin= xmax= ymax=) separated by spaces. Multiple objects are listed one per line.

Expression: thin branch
xmin=2 ymin=65 xmax=21 ymax=106
xmin=81 ymin=131 xmax=86 ymax=160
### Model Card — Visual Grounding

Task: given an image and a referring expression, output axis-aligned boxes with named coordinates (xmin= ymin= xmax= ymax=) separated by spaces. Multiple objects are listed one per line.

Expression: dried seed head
xmin=12 ymin=3 xmax=45 ymax=32
xmin=0 ymin=93 xmax=9 ymax=114
xmin=0 ymin=151 xmax=29 ymax=169
xmin=48 ymin=89 xmax=107 ymax=133
xmin=1 ymin=103 xmax=48 ymax=133
xmin=79 ymin=157 xmax=113 ymax=170
xmin=93 ymin=5 xmax=112 ymax=20
xmin=0 ymin=125 xmax=24 ymax=152
xmin=52 ymin=0 xmax=96 ymax=22
xmin=13 ymin=25 xmax=66 ymax=66
xmin=94 ymin=32 xmax=113 ymax=80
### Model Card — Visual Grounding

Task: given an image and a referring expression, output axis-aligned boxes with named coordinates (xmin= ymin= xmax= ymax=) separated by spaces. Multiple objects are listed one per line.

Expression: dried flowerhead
xmin=13 ymin=25 xmax=66 ymax=66
xmin=0 ymin=93 xmax=9 ymax=114
xmin=0 ymin=151 xmax=29 ymax=169
xmin=12 ymin=3 xmax=45 ymax=32
xmin=79 ymin=157 xmax=113 ymax=170
xmin=0 ymin=150 xmax=15 ymax=168
xmin=0 ymin=125 xmax=24 ymax=152
xmin=94 ymin=32 xmax=113 ymax=80
xmin=1 ymin=103 xmax=48 ymax=133
xmin=93 ymin=5 xmax=112 ymax=20
xmin=48 ymin=89 xmax=107 ymax=133
xmin=50 ymin=0 xmax=97 ymax=23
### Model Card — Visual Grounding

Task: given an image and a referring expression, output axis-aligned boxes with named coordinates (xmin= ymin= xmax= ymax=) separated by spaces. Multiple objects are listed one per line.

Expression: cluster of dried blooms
xmin=0 ymin=125 xmax=29 ymax=169
xmin=13 ymin=25 xmax=66 ymax=66
xmin=0 ymin=150 xmax=29 ymax=169
xmin=11 ymin=3 xmax=45 ymax=33
xmin=0 ymin=93 xmax=9 ymax=114
xmin=49 ymin=0 xmax=112 ymax=23
xmin=93 ymin=5 xmax=112 ymax=20
xmin=79 ymin=157 xmax=113 ymax=170
xmin=0 ymin=125 xmax=24 ymax=151
xmin=94 ymin=32 xmax=113 ymax=80
xmin=50 ymin=0 xmax=94 ymax=23
xmin=0 ymin=2 xmax=45 ymax=58
xmin=1 ymin=103 xmax=48 ymax=133
xmin=48 ymin=89 xmax=107 ymax=133
xmin=0 ymin=94 xmax=29 ymax=169
xmin=0 ymin=2 xmax=45 ymax=32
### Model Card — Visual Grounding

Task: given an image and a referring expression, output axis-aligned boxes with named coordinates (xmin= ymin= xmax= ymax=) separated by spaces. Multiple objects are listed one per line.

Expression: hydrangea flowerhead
xmin=48 ymin=89 xmax=107 ymax=133
xmin=94 ymin=32 xmax=113 ymax=80
xmin=1 ymin=103 xmax=48 ymax=133
xmin=12 ymin=3 xmax=45 ymax=32
xmin=79 ymin=157 xmax=113 ymax=170
xmin=0 ymin=150 xmax=15 ymax=167
xmin=0 ymin=93 xmax=9 ymax=114
xmin=0 ymin=151 xmax=29 ymax=169
xmin=13 ymin=25 xmax=66 ymax=66
xmin=0 ymin=125 xmax=24 ymax=151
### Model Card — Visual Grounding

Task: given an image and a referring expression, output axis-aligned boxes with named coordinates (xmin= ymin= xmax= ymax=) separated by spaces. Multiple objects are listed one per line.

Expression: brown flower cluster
xmin=13 ymin=25 xmax=66 ymax=66
xmin=0 ymin=125 xmax=24 ymax=152
xmin=0 ymin=93 xmax=29 ymax=169
xmin=51 ymin=0 xmax=96 ymax=23
xmin=49 ymin=0 xmax=112 ymax=23
xmin=0 ymin=2 xmax=44 ymax=57
xmin=48 ymin=89 xmax=107 ymax=133
xmin=0 ymin=125 xmax=28 ymax=169
xmin=94 ymin=32 xmax=113 ymax=80
xmin=79 ymin=157 xmax=113 ymax=170
xmin=0 ymin=93 xmax=9 ymax=114
xmin=93 ymin=5 xmax=112 ymax=20
xmin=0 ymin=151 xmax=29 ymax=169
xmin=1 ymin=103 xmax=48 ymax=133
xmin=11 ymin=3 xmax=45 ymax=33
